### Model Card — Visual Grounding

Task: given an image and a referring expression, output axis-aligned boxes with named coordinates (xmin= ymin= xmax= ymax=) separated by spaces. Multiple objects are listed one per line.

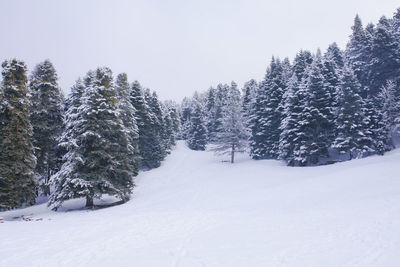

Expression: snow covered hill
xmin=1 ymin=141 xmax=400 ymax=267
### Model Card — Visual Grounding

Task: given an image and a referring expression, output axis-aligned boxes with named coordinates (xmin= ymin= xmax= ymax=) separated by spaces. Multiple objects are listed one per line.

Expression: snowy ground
xmin=1 ymin=141 xmax=400 ymax=267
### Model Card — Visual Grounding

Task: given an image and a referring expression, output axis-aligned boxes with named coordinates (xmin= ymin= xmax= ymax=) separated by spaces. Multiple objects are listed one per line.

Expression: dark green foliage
xmin=130 ymin=82 xmax=168 ymax=169
xmin=144 ymin=90 xmax=166 ymax=168
xmin=250 ymin=58 xmax=286 ymax=159
xmin=363 ymin=97 xmax=388 ymax=155
xmin=279 ymin=75 xmax=303 ymax=164
xmin=298 ymin=56 xmax=335 ymax=164
xmin=207 ymin=84 xmax=229 ymax=141
xmin=0 ymin=59 xmax=36 ymax=210
xmin=333 ymin=66 xmax=374 ymax=159
xmin=293 ymin=50 xmax=313 ymax=81
xmin=29 ymin=60 xmax=63 ymax=196
xmin=115 ymin=73 xmax=139 ymax=177
xmin=242 ymin=79 xmax=258 ymax=127
xmin=130 ymin=81 xmax=155 ymax=169
xmin=187 ymin=99 xmax=207 ymax=151
xmin=368 ymin=16 xmax=400 ymax=96
xmin=79 ymin=68 xmax=134 ymax=205
xmin=49 ymin=78 xmax=87 ymax=209
xmin=50 ymin=68 xmax=135 ymax=209
xmin=346 ymin=15 xmax=371 ymax=92
xmin=162 ymin=102 xmax=180 ymax=149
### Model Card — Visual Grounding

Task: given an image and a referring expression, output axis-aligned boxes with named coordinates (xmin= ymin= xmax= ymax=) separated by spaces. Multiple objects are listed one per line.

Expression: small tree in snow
xmin=213 ymin=82 xmax=248 ymax=163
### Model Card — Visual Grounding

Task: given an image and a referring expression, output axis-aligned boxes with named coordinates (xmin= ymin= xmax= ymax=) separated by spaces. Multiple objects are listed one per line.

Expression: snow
xmin=1 ymin=141 xmax=400 ymax=267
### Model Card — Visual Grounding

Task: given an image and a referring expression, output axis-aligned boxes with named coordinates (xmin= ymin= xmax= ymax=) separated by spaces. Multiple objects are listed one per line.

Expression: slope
xmin=1 ymin=141 xmax=400 ymax=267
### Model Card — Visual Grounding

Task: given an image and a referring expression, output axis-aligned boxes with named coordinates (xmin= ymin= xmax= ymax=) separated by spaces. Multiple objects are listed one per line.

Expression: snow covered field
xmin=1 ymin=141 xmax=400 ymax=267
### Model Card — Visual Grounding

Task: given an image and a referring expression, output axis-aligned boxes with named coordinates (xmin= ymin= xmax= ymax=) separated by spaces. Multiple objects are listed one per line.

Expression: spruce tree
xmin=369 ymin=16 xmax=400 ymax=96
xmin=249 ymin=79 xmax=268 ymax=159
xmin=81 ymin=67 xmax=134 ymax=206
xmin=288 ymin=77 xmax=312 ymax=166
xmin=213 ymin=81 xmax=247 ymax=163
xmin=115 ymin=73 xmax=139 ymax=177
xmin=187 ymin=99 xmax=208 ymax=151
xmin=161 ymin=103 xmax=174 ymax=152
xmin=346 ymin=15 xmax=374 ymax=96
xmin=167 ymin=101 xmax=181 ymax=140
xmin=49 ymin=78 xmax=87 ymax=209
xmin=180 ymin=97 xmax=193 ymax=140
xmin=204 ymin=87 xmax=217 ymax=140
xmin=323 ymin=44 xmax=343 ymax=110
xmin=300 ymin=55 xmax=335 ymax=164
xmin=376 ymin=80 xmax=399 ymax=149
xmin=242 ymin=79 xmax=258 ymax=127
xmin=29 ymin=60 xmax=63 ymax=196
xmin=50 ymin=68 xmax=134 ymax=209
xmin=145 ymin=90 xmax=166 ymax=166
xmin=363 ymin=96 xmax=388 ymax=154
xmin=333 ymin=66 xmax=374 ymax=159
xmin=293 ymin=50 xmax=313 ymax=81
xmin=250 ymin=58 xmax=285 ymax=159
xmin=326 ymin=42 xmax=345 ymax=69
xmin=0 ymin=59 xmax=36 ymax=210
xmin=130 ymin=82 xmax=158 ymax=169
xmin=279 ymin=75 xmax=303 ymax=165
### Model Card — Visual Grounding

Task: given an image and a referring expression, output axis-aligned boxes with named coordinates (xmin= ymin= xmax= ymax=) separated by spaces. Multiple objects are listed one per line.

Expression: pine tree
xmin=166 ymin=101 xmax=181 ymax=140
xmin=250 ymin=58 xmax=285 ymax=159
xmin=279 ymin=74 xmax=303 ymax=165
xmin=187 ymin=98 xmax=208 ymax=150
xmin=333 ymin=66 xmax=374 ymax=159
xmin=161 ymin=103 xmax=174 ymax=152
xmin=180 ymin=97 xmax=193 ymax=140
xmin=145 ymin=90 xmax=166 ymax=166
xmin=392 ymin=9 xmax=400 ymax=67
xmin=299 ymin=55 xmax=335 ymax=164
xmin=213 ymin=82 xmax=247 ymax=163
xmin=49 ymin=78 xmax=86 ymax=209
xmin=50 ymin=68 xmax=134 ymax=209
xmin=346 ymin=15 xmax=371 ymax=92
xmin=363 ymin=96 xmax=388 ymax=154
xmin=293 ymin=50 xmax=313 ymax=81
xmin=204 ymin=87 xmax=217 ymax=140
xmin=323 ymin=43 xmax=343 ymax=110
xmin=369 ymin=16 xmax=400 ymax=96
xmin=208 ymin=84 xmax=229 ymax=141
xmin=130 ymin=81 xmax=155 ymax=169
xmin=249 ymin=79 xmax=268 ymax=159
xmin=287 ymin=76 xmax=312 ymax=166
xmin=376 ymin=80 xmax=399 ymax=149
xmin=29 ymin=60 xmax=63 ymax=196
xmin=326 ymin=42 xmax=345 ymax=69
xmin=242 ymin=79 xmax=258 ymax=127
xmin=0 ymin=59 xmax=36 ymax=210
xmin=130 ymin=83 xmax=170 ymax=169
xmin=115 ymin=73 xmax=139 ymax=177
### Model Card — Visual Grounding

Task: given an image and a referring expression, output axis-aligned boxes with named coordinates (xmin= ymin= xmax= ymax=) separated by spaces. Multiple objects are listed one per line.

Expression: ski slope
xmin=1 ymin=141 xmax=400 ymax=267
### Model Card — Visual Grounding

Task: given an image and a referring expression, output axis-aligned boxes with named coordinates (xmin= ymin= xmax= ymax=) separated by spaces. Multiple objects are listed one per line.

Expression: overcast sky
xmin=1 ymin=0 xmax=399 ymax=101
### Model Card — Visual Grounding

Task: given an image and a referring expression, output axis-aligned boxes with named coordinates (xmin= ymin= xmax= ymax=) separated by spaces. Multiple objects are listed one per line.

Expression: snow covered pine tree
xmin=213 ymin=82 xmax=248 ymax=163
xmin=29 ymin=60 xmax=63 ymax=196
xmin=0 ymin=59 xmax=36 ymax=210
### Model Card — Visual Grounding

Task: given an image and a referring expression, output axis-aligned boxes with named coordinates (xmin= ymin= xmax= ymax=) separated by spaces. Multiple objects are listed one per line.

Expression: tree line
xmin=1 ymin=8 xmax=400 ymax=210
xmin=0 ymin=60 xmax=180 ymax=210
xmin=181 ymin=8 xmax=400 ymax=166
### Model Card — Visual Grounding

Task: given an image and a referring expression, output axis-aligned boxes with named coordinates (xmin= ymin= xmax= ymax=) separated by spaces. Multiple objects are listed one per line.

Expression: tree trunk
xmin=86 ymin=195 xmax=94 ymax=208
xmin=44 ymin=165 xmax=51 ymax=196
xmin=231 ymin=144 xmax=235 ymax=163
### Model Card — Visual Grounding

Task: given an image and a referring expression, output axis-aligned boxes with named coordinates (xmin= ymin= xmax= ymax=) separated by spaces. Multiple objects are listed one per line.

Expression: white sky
xmin=1 ymin=0 xmax=399 ymax=101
